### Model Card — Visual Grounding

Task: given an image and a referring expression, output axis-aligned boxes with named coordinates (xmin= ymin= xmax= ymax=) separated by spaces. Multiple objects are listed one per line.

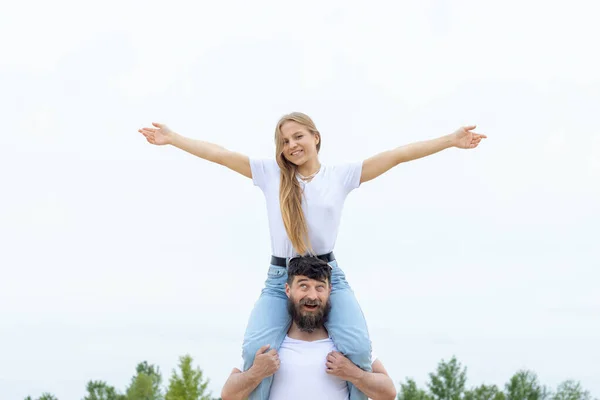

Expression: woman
xmin=138 ymin=112 xmax=486 ymax=400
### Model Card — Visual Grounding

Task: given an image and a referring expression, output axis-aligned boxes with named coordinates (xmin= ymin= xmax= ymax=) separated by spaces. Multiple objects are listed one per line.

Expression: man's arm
xmin=351 ymin=359 xmax=397 ymax=400
xmin=221 ymin=345 xmax=279 ymax=400
xmin=221 ymin=368 xmax=263 ymax=400
xmin=326 ymin=352 xmax=397 ymax=400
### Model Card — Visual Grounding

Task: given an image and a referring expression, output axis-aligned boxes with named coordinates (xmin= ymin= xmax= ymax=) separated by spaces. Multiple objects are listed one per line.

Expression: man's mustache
xmin=300 ymin=299 xmax=321 ymax=306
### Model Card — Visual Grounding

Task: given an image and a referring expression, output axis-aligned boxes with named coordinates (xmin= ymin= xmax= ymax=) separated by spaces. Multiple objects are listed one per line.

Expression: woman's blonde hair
xmin=274 ymin=112 xmax=321 ymax=255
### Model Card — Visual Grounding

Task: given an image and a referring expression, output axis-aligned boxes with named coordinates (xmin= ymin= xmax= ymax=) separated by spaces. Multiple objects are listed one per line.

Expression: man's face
xmin=286 ymin=275 xmax=331 ymax=333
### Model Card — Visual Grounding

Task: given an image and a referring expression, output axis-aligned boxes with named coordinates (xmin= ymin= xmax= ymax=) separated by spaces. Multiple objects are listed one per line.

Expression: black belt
xmin=271 ymin=252 xmax=335 ymax=267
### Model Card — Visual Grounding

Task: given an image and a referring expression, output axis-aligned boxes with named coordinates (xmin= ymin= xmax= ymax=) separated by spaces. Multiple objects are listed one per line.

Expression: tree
xmin=83 ymin=380 xmax=126 ymax=400
xmin=399 ymin=378 xmax=432 ymax=400
xmin=552 ymin=380 xmax=592 ymax=400
xmin=126 ymin=361 xmax=164 ymax=400
xmin=428 ymin=356 xmax=468 ymax=400
xmin=505 ymin=370 xmax=549 ymax=400
xmin=38 ymin=394 xmax=58 ymax=400
xmin=465 ymin=384 xmax=506 ymax=400
xmin=165 ymin=355 xmax=211 ymax=400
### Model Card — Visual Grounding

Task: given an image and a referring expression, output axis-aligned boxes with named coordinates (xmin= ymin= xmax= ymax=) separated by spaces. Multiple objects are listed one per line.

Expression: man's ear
xmin=285 ymin=282 xmax=291 ymax=298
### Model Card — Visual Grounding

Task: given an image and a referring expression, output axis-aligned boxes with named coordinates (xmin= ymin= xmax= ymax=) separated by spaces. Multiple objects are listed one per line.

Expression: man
xmin=221 ymin=256 xmax=396 ymax=400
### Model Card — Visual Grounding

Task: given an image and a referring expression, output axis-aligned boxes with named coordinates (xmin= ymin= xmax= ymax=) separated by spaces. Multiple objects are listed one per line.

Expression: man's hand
xmin=325 ymin=351 xmax=362 ymax=381
xmin=249 ymin=345 xmax=280 ymax=380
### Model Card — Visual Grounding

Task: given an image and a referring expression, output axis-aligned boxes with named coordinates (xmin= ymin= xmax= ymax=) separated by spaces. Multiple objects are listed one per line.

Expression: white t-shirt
xmin=241 ymin=335 xmax=377 ymax=400
xmin=250 ymin=159 xmax=363 ymax=258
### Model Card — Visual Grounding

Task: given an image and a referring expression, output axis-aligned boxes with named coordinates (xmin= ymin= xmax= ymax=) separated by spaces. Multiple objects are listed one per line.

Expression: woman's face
xmin=279 ymin=120 xmax=320 ymax=166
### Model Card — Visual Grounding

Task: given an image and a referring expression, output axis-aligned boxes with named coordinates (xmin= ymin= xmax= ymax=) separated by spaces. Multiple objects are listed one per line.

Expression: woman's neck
xmin=296 ymin=158 xmax=321 ymax=178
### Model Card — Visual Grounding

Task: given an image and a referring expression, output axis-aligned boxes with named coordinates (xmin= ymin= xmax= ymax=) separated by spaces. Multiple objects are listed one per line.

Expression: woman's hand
xmin=452 ymin=125 xmax=487 ymax=149
xmin=138 ymin=122 xmax=175 ymax=146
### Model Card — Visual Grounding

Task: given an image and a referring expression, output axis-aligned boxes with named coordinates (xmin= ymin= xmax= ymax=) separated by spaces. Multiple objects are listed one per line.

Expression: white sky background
xmin=1 ymin=0 xmax=599 ymax=398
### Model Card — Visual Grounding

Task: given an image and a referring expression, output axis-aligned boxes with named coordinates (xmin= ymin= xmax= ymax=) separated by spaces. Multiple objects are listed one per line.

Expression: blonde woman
xmin=138 ymin=113 xmax=486 ymax=400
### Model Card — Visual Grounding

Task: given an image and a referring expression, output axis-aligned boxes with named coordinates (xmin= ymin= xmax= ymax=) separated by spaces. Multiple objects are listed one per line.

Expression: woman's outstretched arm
xmin=360 ymin=125 xmax=487 ymax=184
xmin=139 ymin=122 xmax=252 ymax=179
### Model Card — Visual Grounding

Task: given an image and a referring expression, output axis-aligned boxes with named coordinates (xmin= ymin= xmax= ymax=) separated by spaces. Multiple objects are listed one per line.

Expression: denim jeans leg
xmin=324 ymin=260 xmax=372 ymax=400
xmin=241 ymin=265 xmax=291 ymax=400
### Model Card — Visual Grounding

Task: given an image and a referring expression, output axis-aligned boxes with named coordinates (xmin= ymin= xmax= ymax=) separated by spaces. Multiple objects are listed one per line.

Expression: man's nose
xmin=305 ymin=288 xmax=318 ymax=300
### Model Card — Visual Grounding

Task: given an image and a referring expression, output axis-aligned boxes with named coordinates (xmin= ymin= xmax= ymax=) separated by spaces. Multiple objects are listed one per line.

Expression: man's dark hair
xmin=287 ymin=256 xmax=331 ymax=285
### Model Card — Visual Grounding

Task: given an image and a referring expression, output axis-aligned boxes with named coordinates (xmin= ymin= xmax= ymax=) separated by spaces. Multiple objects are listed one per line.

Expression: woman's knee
xmin=328 ymin=327 xmax=372 ymax=369
xmin=346 ymin=340 xmax=373 ymax=371
xmin=345 ymin=335 xmax=372 ymax=358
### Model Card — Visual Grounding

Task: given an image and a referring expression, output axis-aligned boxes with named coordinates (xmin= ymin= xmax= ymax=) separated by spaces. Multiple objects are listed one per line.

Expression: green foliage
xmin=465 ymin=384 xmax=506 ymax=400
xmin=165 ymin=355 xmax=211 ymax=400
xmin=126 ymin=362 xmax=164 ymax=400
xmin=552 ymin=380 xmax=592 ymax=400
xmin=428 ymin=356 xmax=468 ymax=400
xmin=505 ymin=370 xmax=549 ymax=400
xmin=23 ymin=354 xmax=599 ymax=400
xmin=399 ymin=378 xmax=433 ymax=400
xmin=38 ymin=394 xmax=58 ymax=400
xmin=83 ymin=380 xmax=124 ymax=400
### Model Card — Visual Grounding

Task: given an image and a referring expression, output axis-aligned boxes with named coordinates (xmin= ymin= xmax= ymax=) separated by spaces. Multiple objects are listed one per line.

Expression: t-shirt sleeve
xmin=249 ymin=158 xmax=279 ymax=191
xmin=337 ymin=161 xmax=363 ymax=194
xmin=369 ymin=340 xmax=376 ymax=364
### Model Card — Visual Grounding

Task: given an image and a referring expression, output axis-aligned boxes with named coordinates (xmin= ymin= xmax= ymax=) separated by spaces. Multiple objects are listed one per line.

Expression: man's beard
xmin=287 ymin=295 xmax=331 ymax=333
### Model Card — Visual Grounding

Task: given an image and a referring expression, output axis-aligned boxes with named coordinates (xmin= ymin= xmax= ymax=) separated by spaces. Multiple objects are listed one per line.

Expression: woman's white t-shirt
xmin=250 ymin=159 xmax=363 ymax=258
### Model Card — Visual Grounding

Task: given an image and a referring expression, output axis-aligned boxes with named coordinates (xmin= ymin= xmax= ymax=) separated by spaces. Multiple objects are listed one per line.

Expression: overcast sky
xmin=1 ymin=0 xmax=599 ymax=399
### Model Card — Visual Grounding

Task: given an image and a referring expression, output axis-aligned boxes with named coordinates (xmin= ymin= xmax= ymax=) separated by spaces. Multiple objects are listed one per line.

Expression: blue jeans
xmin=242 ymin=260 xmax=372 ymax=400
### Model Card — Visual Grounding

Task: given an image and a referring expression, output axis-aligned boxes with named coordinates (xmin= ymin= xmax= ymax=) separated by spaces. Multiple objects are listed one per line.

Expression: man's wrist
xmin=246 ymin=366 xmax=266 ymax=384
xmin=345 ymin=364 xmax=366 ymax=385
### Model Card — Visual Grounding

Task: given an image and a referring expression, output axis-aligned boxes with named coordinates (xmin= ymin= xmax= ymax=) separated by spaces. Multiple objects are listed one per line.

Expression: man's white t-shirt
xmin=250 ymin=159 xmax=363 ymax=258
xmin=241 ymin=335 xmax=377 ymax=400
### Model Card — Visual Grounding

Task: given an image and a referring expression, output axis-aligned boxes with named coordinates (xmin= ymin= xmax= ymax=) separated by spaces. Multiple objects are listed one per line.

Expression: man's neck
xmin=287 ymin=322 xmax=329 ymax=341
